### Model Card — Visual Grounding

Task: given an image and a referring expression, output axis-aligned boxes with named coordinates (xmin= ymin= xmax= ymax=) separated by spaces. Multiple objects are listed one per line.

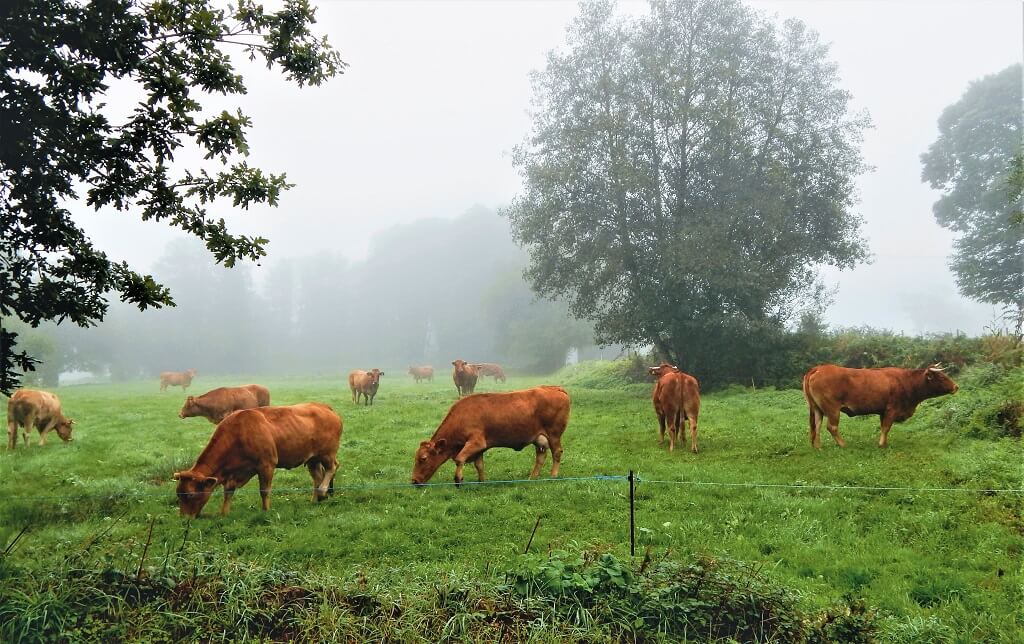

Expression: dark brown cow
xmin=412 ymin=386 xmax=570 ymax=485
xmin=349 ymin=369 xmax=383 ymax=405
xmin=648 ymin=364 xmax=701 ymax=453
xmin=472 ymin=363 xmax=507 ymax=383
xmin=408 ymin=365 xmax=434 ymax=383
xmin=173 ymin=403 xmax=342 ymax=517
xmin=179 ymin=384 xmax=271 ymax=424
xmin=7 ymin=389 xmax=75 ymax=450
xmin=451 ymin=360 xmax=478 ymax=397
xmin=803 ymin=363 xmax=958 ymax=448
xmin=160 ymin=369 xmax=197 ymax=392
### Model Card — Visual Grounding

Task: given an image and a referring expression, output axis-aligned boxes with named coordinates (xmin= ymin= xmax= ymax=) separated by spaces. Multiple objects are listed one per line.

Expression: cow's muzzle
xmin=411 ymin=479 xmax=425 ymax=487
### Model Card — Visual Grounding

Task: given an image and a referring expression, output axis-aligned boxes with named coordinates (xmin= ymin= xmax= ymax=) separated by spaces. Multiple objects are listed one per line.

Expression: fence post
xmin=628 ymin=470 xmax=636 ymax=557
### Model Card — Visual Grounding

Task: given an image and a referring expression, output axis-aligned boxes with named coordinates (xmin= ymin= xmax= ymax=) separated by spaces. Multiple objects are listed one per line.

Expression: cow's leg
xmin=472 ymin=454 xmax=485 ymax=482
xmin=810 ymin=405 xmax=823 ymax=448
xmin=38 ymin=418 xmax=55 ymax=446
xmin=657 ymin=412 xmax=666 ymax=446
xmin=879 ymin=413 xmax=895 ymax=448
xmin=315 ymin=457 xmax=339 ymax=501
xmin=668 ymin=410 xmax=680 ymax=452
xmin=453 ymin=440 xmax=486 ymax=485
xmin=7 ymin=420 xmax=17 ymax=450
xmin=22 ymin=411 xmax=37 ymax=447
xmin=257 ymin=468 xmax=275 ymax=511
xmin=825 ymin=412 xmax=846 ymax=448
xmin=547 ymin=435 xmax=563 ymax=478
xmin=688 ymin=415 xmax=699 ymax=454
xmin=529 ymin=435 xmax=550 ymax=479
xmin=307 ymin=462 xmax=325 ymax=501
xmin=221 ymin=485 xmax=236 ymax=516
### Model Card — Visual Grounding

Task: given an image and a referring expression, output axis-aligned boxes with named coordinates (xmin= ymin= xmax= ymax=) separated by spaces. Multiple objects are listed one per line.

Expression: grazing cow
xmin=179 ymin=384 xmax=271 ymax=424
xmin=648 ymin=364 xmax=701 ymax=453
xmin=408 ymin=365 xmax=434 ymax=383
xmin=160 ymin=369 xmax=197 ymax=392
xmin=803 ymin=363 xmax=959 ymax=448
xmin=451 ymin=360 xmax=478 ymax=397
xmin=173 ymin=403 xmax=342 ymax=517
xmin=7 ymin=389 xmax=75 ymax=450
xmin=472 ymin=363 xmax=507 ymax=383
xmin=349 ymin=369 xmax=383 ymax=406
xmin=411 ymin=386 xmax=570 ymax=485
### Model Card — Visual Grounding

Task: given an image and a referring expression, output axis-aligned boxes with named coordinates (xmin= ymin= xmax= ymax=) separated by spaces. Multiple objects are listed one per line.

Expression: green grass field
xmin=1 ymin=370 xmax=1021 ymax=641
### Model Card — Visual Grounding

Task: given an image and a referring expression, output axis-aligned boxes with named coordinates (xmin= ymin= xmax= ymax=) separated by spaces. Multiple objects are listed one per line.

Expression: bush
xmin=923 ymin=365 xmax=1024 ymax=439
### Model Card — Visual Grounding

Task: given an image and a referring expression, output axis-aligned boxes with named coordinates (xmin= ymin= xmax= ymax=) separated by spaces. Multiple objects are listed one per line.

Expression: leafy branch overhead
xmin=0 ymin=0 xmax=346 ymax=392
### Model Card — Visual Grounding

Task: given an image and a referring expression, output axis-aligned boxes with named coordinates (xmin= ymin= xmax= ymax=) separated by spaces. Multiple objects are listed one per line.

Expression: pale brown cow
xmin=803 ymin=363 xmax=959 ymax=449
xmin=472 ymin=363 xmax=507 ymax=383
xmin=411 ymin=386 xmax=570 ymax=485
xmin=408 ymin=365 xmax=434 ymax=383
xmin=7 ymin=389 xmax=75 ymax=450
xmin=160 ymin=369 xmax=197 ymax=392
xmin=179 ymin=384 xmax=271 ymax=424
xmin=349 ymin=369 xmax=383 ymax=406
xmin=648 ymin=364 xmax=701 ymax=453
xmin=173 ymin=403 xmax=342 ymax=517
xmin=452 ymin=360 xmax=478 ymax=397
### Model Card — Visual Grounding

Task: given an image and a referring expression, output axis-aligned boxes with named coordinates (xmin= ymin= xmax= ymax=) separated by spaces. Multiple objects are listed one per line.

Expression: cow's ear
xmin=379 ymin=372 xmax=384 ymax=377
xmin=186 ymin=396 xmax=194 ymax=403
xmin=452 ymin=361 xmax=457 ymax=366
xmin=434 ymin=438 xmax=447 ymax=451
xmin=172 ymin=471 xmax=186 ymax=481
xmin=203 ymin=476 xmax=218 ymax=486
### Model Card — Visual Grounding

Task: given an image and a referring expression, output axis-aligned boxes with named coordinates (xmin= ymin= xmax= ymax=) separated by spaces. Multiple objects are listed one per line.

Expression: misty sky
xmin=73 ymin=0 xmax=1023 ymax=336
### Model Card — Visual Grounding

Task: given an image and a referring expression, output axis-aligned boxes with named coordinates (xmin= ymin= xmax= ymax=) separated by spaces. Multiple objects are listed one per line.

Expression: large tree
xmin=506 ymin=0 xmax=870 ymax=384
xmin=921 ymin=65 xmax=1024 ymax=335
xmin=0 ymin=0 xmax=345 ymax=392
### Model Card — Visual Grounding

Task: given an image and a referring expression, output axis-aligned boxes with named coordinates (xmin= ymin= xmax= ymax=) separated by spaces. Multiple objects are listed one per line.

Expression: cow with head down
xmin=648 ymin=363 xmax=700 ymax=453
xmin=803 ymin=363 xmax=959 ymax=448
xmin=160 ymin=369 xmax=197 ymax=392
xmin=451 ymin=360 xmax=478 ymax=397
xmin=349 ymin=369 xmax=383 ymax=406
xmin=7 ymin=389 xmax=75 ymax=450
xmin=472 ymin=363 xmax=507 ymax=383
xmin=179 ymin=384 xmax=271 ymax=424
xmin=408 ymin=365 xmax=434 ymax=383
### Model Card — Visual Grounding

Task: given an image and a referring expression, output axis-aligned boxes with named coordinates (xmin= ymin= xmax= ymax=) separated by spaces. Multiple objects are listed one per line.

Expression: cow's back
xmin=238 ymin=403 xmax=342 ymax=469
xmin=8 ymin=390 xmax=60 ymax=424
xmin=440 ymin=386 xmax=569 ymax=448
xmin=804 ymin=364 xmax=894 ymax=414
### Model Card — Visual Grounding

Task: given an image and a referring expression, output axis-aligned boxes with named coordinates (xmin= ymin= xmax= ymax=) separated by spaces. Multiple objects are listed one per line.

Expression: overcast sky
xmin=74 ymin=0 xmax=1023 ymax=335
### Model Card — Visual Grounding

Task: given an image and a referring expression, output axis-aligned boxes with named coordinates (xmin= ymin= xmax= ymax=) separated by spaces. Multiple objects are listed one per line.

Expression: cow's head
xmin=179 ymin=396 xmax=200 ymax=419
xmin=186 ymin=369 xmax=197 ymax=378
xmin=452 ymin=359 xmax=467 ymax=373
xmin=368 ymin=368 xmax=383 ymax=385
xmin=648 ymin=363 xmax=678 ymax=378
xmin=173 ymin=470 xmax=219 ymax=518
xmin=55 ymin=417 xmax=74 ymax=442
xmin=924 ymin=364 xmax=959 ymax=396
xmin=411 ymin=438 xmax=449 ymax=486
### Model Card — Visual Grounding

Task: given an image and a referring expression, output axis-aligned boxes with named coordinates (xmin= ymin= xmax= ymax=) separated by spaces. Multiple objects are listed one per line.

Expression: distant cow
xmin=7 ymin=389 xmax=75 ymax=450
xmin=408 ymin=366 xmax=434 ymax=383
xmin=412 ymin=386 xmax=570 ymax=485
xmin=452 ymin=360 xmax=478 ymax=397
xmin=160 ymin=369 xmax=196 ymax=392
xmin=803 ymin=363 xmax=958 ymax=448
xmin=472 ymin=363 xmax=507 ymax=383
xmin=349 ymin=369 xmax=383 ymax=406
xmin=173 ymin=403 xmax=342 ymax=517
xmin=648 ymin=364 xmax=701 ymax=453
xmin=179 ymin=384 xmax=271 ymax=424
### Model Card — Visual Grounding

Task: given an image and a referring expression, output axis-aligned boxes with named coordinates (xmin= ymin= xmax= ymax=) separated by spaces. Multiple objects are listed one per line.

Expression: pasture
xmin=1 ymin=370 xmax=1021 ymax=641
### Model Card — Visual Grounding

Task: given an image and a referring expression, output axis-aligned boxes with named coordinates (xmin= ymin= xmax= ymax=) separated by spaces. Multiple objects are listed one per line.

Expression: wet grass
xmin=1 ymin=370 xmax=1021 ymax=640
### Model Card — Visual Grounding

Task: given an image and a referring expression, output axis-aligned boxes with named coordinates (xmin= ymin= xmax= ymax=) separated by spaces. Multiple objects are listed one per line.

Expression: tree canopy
xmin=921 ymin=64 xmax=1023 ymax=334
xmin=0 ymin=0 xmax=345 ymax=392
xmin=506 ymin=0 xmax=870 ymax=383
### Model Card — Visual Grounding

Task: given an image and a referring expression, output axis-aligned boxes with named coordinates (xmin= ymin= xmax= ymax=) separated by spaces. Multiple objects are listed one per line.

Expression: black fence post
xmin=628 ymin=470 xmax=636 ymax=557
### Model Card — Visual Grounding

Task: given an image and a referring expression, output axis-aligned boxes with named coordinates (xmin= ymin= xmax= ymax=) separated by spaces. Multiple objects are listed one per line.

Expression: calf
xmin=803 ymin=363 xmax=958 ymax=448
xmin=173 ymin=403 xmax=342 ymax=517
xmin=179 ymin=384 xmax=271 ymax=424
xmin=349 ymin=369 xmax=383 ymax=405
xmin=451 ymin=359 xmax=478 ymax=397
xmin=412 ymin=386 xmax=570 ymax=485
xmin=7 ymin=389 xmax=75 ymax=450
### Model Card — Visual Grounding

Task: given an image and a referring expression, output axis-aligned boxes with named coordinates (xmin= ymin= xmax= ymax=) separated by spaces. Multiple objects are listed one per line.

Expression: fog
xmin=55 ymin=0 xmax=1022 ymax=378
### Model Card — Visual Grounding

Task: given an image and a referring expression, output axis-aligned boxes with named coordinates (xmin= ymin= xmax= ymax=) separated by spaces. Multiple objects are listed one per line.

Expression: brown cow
xmin=173 ymin=403 xmax=342 ymax=517
xmin=7 ymin=389 xmax=75 ymax=450
xmin=179 ymin=384 xmax=271 ymax=424
xmin=803 ymin=363 xmax=959 ymax=449
xmin=411 ymin=386 xmax=570 ymax=485
xmin=408 ymin=365 xmax=434 ymax=383
xmin=349 ymin=369 xmax=383 ymax=405
xmin=160 ymin=369 xmax=197 ymax=392
xmin=648 ymin=364 xmax=701 ymax=453
xmin=451 ymin=360 xmax=478 ymax=397
xmin=472 ymin=363 xmax=507 ymax=383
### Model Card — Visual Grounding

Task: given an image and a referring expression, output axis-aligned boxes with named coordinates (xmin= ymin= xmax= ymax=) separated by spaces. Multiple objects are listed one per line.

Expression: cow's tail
xmin=802 ymin=367 xmax=819 ymax=437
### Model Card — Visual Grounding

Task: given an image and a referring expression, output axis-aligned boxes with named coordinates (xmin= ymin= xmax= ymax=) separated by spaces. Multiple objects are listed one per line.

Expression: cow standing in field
xmin=802 ymin=363 xmax=958 ymax=448
xmin=160 ymin=369 xmax=197 ymax=392
xmin=408 ymin=365 xmax=434 ymax=383
xmin=648 ymin=364 xmax=701 ymax=453
xmin=452 ymin=360 xmax=478 ymax=397
xmin=411 ymin=386 xmax=570 ymax=485
xmin=349 ymin=369 xmax=383 ymax=406
xmin=6 ymin=389 xmax=75 ymax=450
xmin=173 ymin=403 xmax=342 ymax=517
xmin=179 ymin=384 xmax=271 ymax=424
xmin=472 ymin=363 xmax=507 ymax=383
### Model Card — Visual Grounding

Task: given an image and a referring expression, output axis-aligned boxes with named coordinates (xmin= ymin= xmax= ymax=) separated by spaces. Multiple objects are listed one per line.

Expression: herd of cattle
xmin=5 ymin=360 xmax=959 ymax=518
